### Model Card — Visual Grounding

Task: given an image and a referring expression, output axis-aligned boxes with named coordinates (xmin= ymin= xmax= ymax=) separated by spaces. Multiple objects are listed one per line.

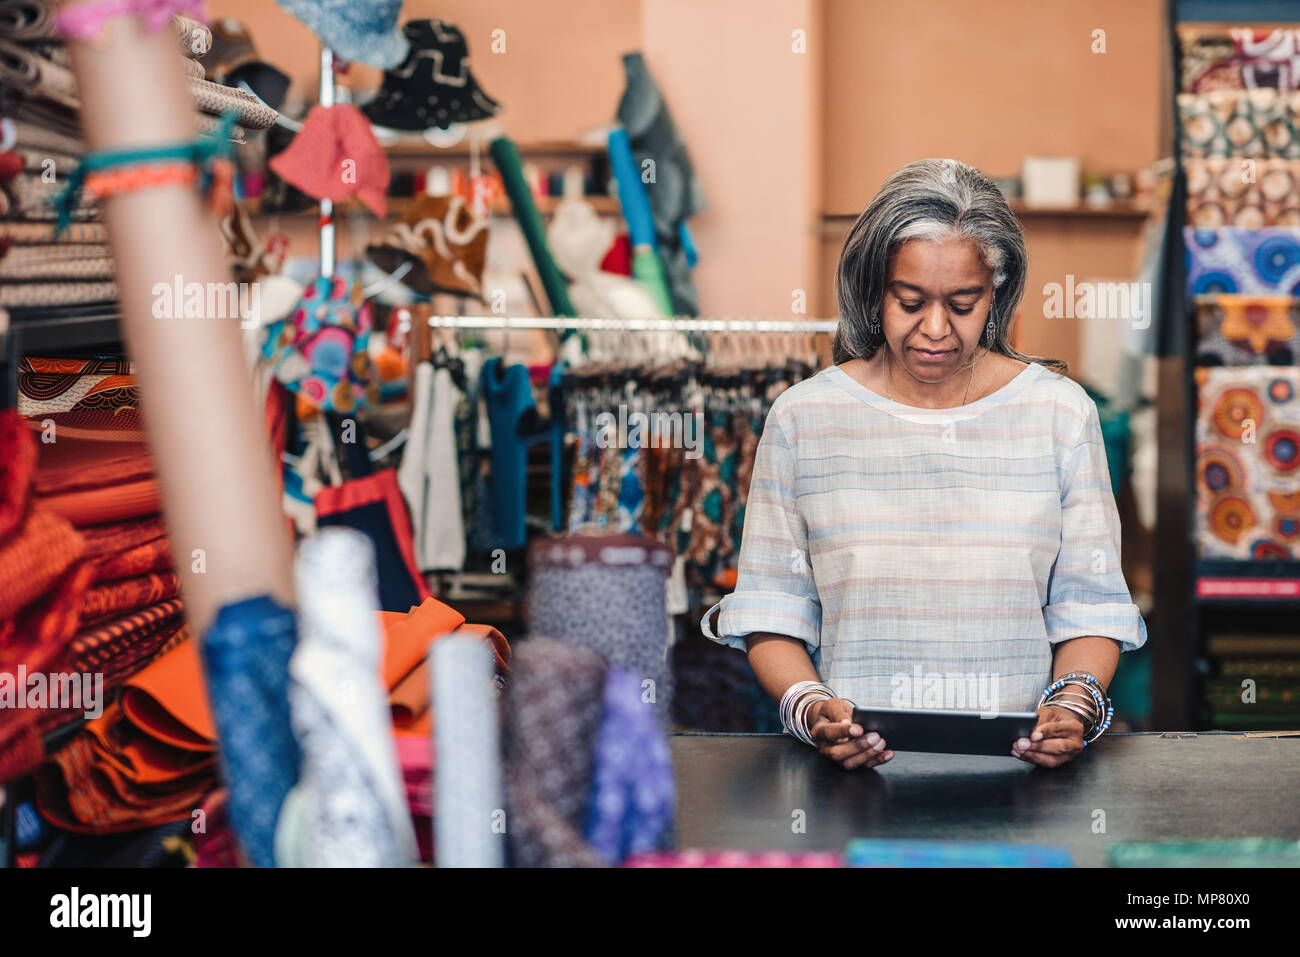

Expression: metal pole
xmin=319 ymin=46 xmax=335 ymax=279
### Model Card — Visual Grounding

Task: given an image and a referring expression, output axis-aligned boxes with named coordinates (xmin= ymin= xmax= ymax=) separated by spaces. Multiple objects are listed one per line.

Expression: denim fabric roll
xmin=280 ymin=527 xmax=418 ymax=867
xmin=432 ymin=633 xmax=504 ymax=867
xmin=526 ymin=533 xmax=675 ymax=722
xmin=199 ymin=594 xmax=301 ymax=868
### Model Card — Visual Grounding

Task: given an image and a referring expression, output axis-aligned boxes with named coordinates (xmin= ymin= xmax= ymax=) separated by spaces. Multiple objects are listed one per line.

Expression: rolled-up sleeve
xmin=700 ymin=408 xmax=821 ymax=657
xmin=1044 ymin=405 xmax=1148 ymax=652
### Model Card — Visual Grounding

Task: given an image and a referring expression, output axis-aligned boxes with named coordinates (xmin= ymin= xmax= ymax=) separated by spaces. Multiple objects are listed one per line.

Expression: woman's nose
xmin=920 ymin=303 xmax=951 ymax=338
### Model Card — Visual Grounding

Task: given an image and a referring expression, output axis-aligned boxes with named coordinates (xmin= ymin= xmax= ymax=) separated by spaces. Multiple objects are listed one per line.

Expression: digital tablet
xmin=851 ymin=706 xmax=1039 ymax=756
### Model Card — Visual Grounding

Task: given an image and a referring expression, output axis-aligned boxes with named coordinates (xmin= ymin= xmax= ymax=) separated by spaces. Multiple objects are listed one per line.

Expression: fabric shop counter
xmin=669 ymin=733 xmax=1300 ymax=867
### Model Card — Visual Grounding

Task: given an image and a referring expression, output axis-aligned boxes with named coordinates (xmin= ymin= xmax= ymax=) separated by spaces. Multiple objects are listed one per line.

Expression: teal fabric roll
xmin=488 ymin=135 xmax=576 ymax=317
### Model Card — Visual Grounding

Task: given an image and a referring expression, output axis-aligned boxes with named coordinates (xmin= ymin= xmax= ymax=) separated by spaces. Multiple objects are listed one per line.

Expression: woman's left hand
xmin=1011 ymin=705 xmax=1085 ymax=767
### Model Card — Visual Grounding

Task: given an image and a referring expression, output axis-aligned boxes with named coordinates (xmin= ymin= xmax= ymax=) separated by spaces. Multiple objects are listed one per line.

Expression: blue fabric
xmin=200 ymin=594 xmax=301 ymax=868
xmin=482 ymin=358 xmax=535 ymax=549
xmin=276 ymin=0 xmax=409 ymax=70
xmin=845 ymin=838 xmax=1072 ymax=868
xmin=16 ymin=801 xmax=44 ymax=850
xmin=582 ymin=667 xmax=675 ymax=864
xmin=549 ymin=363 xmax=568 ymax=533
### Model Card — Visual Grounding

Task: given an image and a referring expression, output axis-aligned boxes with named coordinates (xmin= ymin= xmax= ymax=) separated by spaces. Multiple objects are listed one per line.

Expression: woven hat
xmin=276 ymin=0 xmax=408 ymax=71
xmin=366 ymin=193 xmax=489 ymax=298
xmin=362 ymin=19 xmax=501 ymax=132
xmin=268 ymin=104 xmax=389 ymax=217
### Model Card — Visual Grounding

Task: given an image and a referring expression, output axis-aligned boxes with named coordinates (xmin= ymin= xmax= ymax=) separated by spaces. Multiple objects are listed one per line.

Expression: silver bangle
xmin=780 ymin=680 xmax=835 ymax=747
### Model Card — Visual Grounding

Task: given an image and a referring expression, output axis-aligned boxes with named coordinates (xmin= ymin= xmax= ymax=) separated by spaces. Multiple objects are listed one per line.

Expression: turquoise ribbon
xmin=54 ymin=110 xmax=239 ymax=234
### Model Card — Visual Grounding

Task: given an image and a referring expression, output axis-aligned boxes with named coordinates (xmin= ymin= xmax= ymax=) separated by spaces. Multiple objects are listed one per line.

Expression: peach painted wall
xmin=205 ymin=0 xmax=641 ymax=142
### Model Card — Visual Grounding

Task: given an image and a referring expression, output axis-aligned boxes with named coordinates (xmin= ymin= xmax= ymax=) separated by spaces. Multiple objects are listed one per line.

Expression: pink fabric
xmin=57 ymin=0 xmax=205 ymax=41
xmin=623 ymin=850 xmax=844 ymax=868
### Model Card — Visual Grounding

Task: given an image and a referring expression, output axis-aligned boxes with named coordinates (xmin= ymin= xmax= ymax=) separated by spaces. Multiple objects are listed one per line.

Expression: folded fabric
xmin=1110 ymin=838 xmax=1300 ymax=867
xmin=268 ymin=104 xmax=389 ymax=216
xmin=1195 ymin=366 xmax=1300 ymax=559
xmin=91 ymin=535 xmax=172 ymax=583
xmin=1178 ymin=26 xmax=1300 ymax=94
xmin=0 ymin=505 xmax=85 ymax=623
xmin=1195 ymin=293 xmax=1300 ymax=365
xmin=0 ymin=407 xmax=37 ymax=536
xmin=38 ymin=477 xmax=160 ymax=526
xmin=1186 ymin=229 xmax=1300 ymax=297
xmin=75 ymin=515 xmax=166 ymax=559
xmin=279 ymin=529 xmax=416 ymax=867
xmin=1185 ymin=157 xmax=1300 ymax=228
xmin=200 ymin=594 xmax=301 ymax=868
xmin=0 ymin=281 xmax=115 ymax=308
xmin=502 ymin=637 xmax=608 ymax=867
xmin=1179 ymin=89 xmax=1300 ymax=159
xmin=0 ymin=37 xmax=78 ymax=109
xmin=582 ymin=666 xmax=674 ymax=864
xmin=35 ymin=451 xmax=153 ymax=496
xmin=77 ymin=571 xmax=181 ymax=626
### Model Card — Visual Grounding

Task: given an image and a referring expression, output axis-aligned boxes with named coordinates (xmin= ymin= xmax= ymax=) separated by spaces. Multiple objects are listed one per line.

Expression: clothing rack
xmin=426 ymin=315 xmax=840 ymax=333
xmin=318 ymin=46 xmax=336 ymax=278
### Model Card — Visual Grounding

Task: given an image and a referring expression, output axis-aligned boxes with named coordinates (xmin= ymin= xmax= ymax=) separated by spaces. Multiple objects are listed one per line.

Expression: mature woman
xmin=703 ymin=158 xmax=1146 ymax=770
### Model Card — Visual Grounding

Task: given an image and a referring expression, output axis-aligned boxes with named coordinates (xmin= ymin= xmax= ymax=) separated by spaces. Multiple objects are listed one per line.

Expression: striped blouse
xmin=702 ymin=360 xmax=1147 ymax=713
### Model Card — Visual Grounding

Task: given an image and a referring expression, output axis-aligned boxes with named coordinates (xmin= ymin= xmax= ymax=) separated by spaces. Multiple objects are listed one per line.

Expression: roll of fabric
xmin=624 ymin=850 xmax=843 ymax=868
xmin=188 ymin=77 xmax=278 ymax=130
xmin=501 ymin=636 xmax=607 ymax=867
xmin=1186 ymin=228 xmax=1300 ymax=296
xmin=606 ymin=127 xmax=674 ymax=316
xmin=1194 ymin=365 xmax=1300 ymax=559
xmin=526 ymin=533 xmax=675 ymax=721
xmin=200 ymin=594 xmax=301 ymax=868
xmin=8 ymin=118 xmax=82 ymax=156
xmin=0 ymin=37 xmax=78 ymax=109
xmin=1178 ymin=88 xmax=1300 ymax=160
xmin=280 ymin=527 xmax=418 ymax=867
xmin=1 ymin=221 xmax=106 ymax=244
xmin=1194 ymin=293 xmax=1300 ymax=365
xmin=432 ymin=632 xmax=505 ymax=867
xmin=0 ymin=255 xmax=112 ymax=280
xmin=1185 ymin=157 xmax=1300 ymax=228
xmin=845 ymin=839 xmax=1072 ymax=867
xmin=173 ymin=13 xmax=211 ymax=58
xmin=582 ymin=666 xmax=674 ymax=864
xmin=488 ymin=135 xmax=576 ymax=317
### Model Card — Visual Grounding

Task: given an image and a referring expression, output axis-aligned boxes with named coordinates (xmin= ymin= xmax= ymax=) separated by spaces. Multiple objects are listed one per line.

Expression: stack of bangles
xmin=780 ymin=680 xmax=841 ymax=747
xmin=1036 ymin=671 xmax=1114 ymax=746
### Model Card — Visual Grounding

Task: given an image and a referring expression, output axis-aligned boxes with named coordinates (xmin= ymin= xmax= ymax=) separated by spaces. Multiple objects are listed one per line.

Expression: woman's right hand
xmin=808 ymin=697 xmax=894 ymax=769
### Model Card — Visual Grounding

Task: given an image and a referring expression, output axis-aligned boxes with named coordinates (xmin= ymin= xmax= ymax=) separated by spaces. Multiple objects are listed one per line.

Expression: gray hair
xmin=833 ymin=158 xmax=1066 ymax=373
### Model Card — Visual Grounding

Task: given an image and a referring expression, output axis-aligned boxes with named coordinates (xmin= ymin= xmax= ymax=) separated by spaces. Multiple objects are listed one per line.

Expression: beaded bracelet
xmin=54 ymin=111 xmax=238 ymax=233
xmin=1037 ymin=671 xmax=1113 ymax=746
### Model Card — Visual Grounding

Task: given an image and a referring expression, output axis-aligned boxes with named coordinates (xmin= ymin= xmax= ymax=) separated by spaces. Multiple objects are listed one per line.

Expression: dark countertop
xmin=670 ymin=732 xmax=1300 ymax=867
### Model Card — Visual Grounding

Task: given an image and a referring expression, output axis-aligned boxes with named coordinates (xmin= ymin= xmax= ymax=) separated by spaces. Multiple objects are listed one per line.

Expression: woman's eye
xmin=900 ymin=301 xmax=924 ymax=313
xmin=950 ymin=304 xmax=975 ymax=315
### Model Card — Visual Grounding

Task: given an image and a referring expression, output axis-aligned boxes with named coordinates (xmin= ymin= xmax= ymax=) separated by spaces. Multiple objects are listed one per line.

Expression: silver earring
xmin=868 ymin=315 xmax=881 ymax=335
xmin=985 ymin=296 xmax=996 ymax=344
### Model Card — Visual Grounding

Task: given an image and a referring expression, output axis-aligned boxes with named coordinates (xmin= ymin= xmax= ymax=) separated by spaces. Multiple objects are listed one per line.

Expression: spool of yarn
xmin=432 ymin=631 xmax=505 ymax=867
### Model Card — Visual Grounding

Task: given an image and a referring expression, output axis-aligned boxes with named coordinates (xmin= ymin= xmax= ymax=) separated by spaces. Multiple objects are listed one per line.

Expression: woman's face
xmin=881 ymin=237 xmax=992 ymax=382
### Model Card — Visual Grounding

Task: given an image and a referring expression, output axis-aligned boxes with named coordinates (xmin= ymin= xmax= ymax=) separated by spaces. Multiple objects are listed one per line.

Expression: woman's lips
xmin=910 ymin=347 xmax=955 ymax=362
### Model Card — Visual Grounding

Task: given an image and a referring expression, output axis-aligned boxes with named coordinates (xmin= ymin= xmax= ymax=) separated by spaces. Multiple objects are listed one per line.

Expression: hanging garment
xmin=482 ymin=358 xmax=536 ymax=550
xmin=422 ymin=365 xmax=466 ymax=570
xmin=315 ymin=468 xmax=431 ymax=613
xmin=278 ymin=528 xmax=418 ymax=868
xmin=362 ymin=19 xmax=501 ymax=132
xmin=267 ymin=104 xmax=389 ymax=216
xmin=366 ymin=193 xmax=490 ymax=299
